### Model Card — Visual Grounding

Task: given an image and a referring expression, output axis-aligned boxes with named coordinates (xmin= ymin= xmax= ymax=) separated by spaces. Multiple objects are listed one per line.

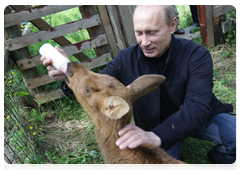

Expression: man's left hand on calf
xmin=116 ymin=124 xmax=161 ymax=150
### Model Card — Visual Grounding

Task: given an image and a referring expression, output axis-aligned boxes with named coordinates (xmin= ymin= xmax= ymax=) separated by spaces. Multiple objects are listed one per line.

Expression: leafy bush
xmin=176 ymin=5 xmax=194 ymax=30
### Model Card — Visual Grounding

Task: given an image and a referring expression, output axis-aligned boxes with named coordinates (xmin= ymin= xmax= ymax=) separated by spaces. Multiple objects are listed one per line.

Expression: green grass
xmin=4 ymin=5 xmax=236 ymax=164
xmin=180 ymin=138 xmax=215 ymax=164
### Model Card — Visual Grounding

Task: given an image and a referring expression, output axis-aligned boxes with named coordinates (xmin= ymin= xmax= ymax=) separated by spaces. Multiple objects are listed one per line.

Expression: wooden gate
xmin=197 ymin=5 xmax=236 ymax=47
xmin=4 ymin=5 xmax=137 ymax=104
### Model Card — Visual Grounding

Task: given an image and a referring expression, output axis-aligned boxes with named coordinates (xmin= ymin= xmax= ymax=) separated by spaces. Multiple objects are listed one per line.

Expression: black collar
xmin=165 ymin=34 xmax=179 ymax=67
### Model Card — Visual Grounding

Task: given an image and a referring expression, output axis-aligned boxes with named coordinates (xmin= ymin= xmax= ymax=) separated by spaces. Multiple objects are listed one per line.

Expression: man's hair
xmin=162 ymin=5 xmax=176 ymax=26
xmin=133 ymin=5 xmax=176 ymax=26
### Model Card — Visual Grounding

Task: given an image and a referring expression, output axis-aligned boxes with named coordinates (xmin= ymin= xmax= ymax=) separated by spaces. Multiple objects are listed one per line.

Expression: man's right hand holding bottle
xmin=40 ymin=46 xmax=69 ymax=81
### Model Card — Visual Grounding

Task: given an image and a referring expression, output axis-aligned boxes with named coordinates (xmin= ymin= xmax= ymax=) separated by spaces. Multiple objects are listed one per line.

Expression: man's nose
xmin=142 ymin=34 xmax=151 ymax=47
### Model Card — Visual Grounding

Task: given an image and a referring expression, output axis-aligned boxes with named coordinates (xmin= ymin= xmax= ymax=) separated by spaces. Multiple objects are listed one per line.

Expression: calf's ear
xmin=127 ymin=74 xmax=165 ymax=101
xmin=102 ymin=96 xmax=130 ymax=120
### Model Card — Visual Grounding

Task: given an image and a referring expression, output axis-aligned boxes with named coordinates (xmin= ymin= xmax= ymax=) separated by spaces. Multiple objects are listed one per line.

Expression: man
xmin=41 ymin=5 xmax=235 ymax=164
xmin=190 ymin=5 xmax=199 ymax=33
xmin=173 ymin=5 xmax=185 ymax=34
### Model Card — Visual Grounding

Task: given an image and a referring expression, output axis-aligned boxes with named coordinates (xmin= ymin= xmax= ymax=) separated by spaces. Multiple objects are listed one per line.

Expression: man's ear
xmin=127 ymin=74 xmax=165 ymax=101
xmin=102 ymin=96 xmax=130 ymax=120
xmin=170 ymin=17 xmax=178 ymax=34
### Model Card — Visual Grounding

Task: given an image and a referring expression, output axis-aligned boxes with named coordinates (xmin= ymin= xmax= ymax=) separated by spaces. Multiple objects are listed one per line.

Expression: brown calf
xmin=65 ymin=62 xmax=185 ymax=164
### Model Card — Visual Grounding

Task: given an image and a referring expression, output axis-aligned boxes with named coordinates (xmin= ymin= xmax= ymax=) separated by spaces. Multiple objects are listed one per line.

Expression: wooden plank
xmin=25 ymin=73 xmax=55 ymax=89
xmin=63 ymin=34 xmax=108 ymax=59
xmin=5 ymin=14 xmax=101 ymax=51
xmin=4 ymin=46 xmax=14 ymax=73
xmin=206 ymin=5 xmax=215 ymax=47
xmin=106 ymin=5 xmax=126 ymax=50
xmin=129 ymin=5 xmax=137 ymax=13
xmin=97 ymin=5 xmax=110 ymax=26
xmin=197 ymin=5 xmax=208 ymax=47
xmin=197 ymin=5 xmax=215 ymax=47
xmin=222 ymin=19 xmax=236 ymax=33
xmin=116 ymin=5 xmax=137 ymax=47
xmin=213 ymin=5 xmax=235 ymax=18
xmin=4 ymin=5 xmax=82 ymax=28
xmin=213 ymin=5 xmax=225 ymax=46
xmin=79 ymin=6 xmax=110 ymax=56
xmin=10 ymin=5 xmax=31 ymax=11
xmin=17 ymin=34 xmax=108 ymax=71
xmin=35 ymin=89 xmax=65 ymax=104
xmin=25 ymin=53 xmax=112 ymax=89
xmin=10 ymin=5 xmax=88 ymax=62
xmin=97 ymin=5 xmax=119 ymax=58
xmin=103 ymin=25 xmax=119 ymax=58
xmin=81 ymin=53 xmax=112 ymax=70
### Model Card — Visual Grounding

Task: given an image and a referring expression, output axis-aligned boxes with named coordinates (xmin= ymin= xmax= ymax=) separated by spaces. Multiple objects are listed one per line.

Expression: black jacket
xmin=61 ymin=35 xmax=233 ymax=150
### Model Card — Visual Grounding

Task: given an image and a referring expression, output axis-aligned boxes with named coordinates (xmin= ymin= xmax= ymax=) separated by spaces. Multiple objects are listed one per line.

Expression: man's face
xmin=133 ymin=6 xmax=176 ymax=58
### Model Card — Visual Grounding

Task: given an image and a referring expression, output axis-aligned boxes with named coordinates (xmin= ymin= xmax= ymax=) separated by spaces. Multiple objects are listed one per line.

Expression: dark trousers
xmin=190 ymin=5 xmax=199 ymax=24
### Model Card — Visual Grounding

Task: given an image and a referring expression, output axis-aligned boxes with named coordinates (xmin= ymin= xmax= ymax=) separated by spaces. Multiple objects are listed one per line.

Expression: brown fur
xmin=65 ymin=62 xmax=185 ymax=164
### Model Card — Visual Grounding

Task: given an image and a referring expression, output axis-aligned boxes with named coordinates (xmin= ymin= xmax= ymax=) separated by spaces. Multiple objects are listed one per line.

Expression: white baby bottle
xmin=39 ymin=43 xmax=70 ymax=74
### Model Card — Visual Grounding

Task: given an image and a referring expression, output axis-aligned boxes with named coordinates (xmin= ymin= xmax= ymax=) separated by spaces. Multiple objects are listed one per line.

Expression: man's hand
xmin=40 ymin=46 xmax=69 ymax=81
xmin=116 ymin=124 xmax=161 ymax=150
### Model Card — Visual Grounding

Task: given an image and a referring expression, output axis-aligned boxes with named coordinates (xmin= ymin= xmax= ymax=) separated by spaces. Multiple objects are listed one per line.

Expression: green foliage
xmin=224 ymin=9 xmax=236 ymax=44
xmin=176 ymin=5 xmax=194 ymax=29
xmin=32 ymin=147 xmax=103 ymax=164
xmin=190 ymin=26 xmax=200 ymax=34
xmin=14 ymin=91 xmax=30 ymax=97
xmin=192 ymin=35 xmax=202 ymax=45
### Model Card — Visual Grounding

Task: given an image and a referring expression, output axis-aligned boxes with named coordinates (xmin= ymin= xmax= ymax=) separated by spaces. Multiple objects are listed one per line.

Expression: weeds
xmin=192 ymin=35 xmax=202 ymax=45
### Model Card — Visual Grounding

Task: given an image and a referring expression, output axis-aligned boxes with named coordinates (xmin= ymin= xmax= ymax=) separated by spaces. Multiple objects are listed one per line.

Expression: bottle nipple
xmin=61 ymin=63 xmax=68 ymax=74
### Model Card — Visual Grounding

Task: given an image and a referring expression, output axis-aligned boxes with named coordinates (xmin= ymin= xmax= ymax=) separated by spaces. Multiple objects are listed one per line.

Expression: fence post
xmin=98 ymin=5 xmax=119 ymax=58
xmin=106 ymin=5 xmax=127 ymax=51
xmin=4 ymin=6 xmax=44 ymax=103
xmin=213 ymin=5 xmax=225 ymax=45
xmin=197 ymin=5 xmax=214 ymax=47
xmin=4 ymin=46 xmax=14 ymax=73
xmin=78 ymin=5 xmax=110 ymax=57
xmin=115 ymin=5 xmax=137 ymax=47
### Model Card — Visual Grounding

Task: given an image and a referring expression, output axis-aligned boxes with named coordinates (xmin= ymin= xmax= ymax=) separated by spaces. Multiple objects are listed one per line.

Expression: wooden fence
xmin=5 ymin=5 xmax=235 ymax=104
xmin=197 ymin=5 xmax=236 ymax=47
xmin=4 ymin=5 xmax=137 ymax=104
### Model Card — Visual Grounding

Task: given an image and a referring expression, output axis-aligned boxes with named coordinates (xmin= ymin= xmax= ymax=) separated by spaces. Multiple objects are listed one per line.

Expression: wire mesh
xmin=4 ymin=71 xmax=35 ymax=164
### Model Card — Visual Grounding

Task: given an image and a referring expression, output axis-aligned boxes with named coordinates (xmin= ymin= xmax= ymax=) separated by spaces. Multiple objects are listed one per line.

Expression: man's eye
xmin=149 ymin=31 xmax=156 ymax=35
xmin=135 ymin=31 xmax=142 ymax=36
xmin=85 ymin=86 xmax=90 ymax=94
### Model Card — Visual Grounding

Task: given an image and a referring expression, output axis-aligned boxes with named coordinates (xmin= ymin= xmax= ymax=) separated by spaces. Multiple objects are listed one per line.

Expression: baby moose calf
xmin=65 ymin=62 xmax=185 ymax=164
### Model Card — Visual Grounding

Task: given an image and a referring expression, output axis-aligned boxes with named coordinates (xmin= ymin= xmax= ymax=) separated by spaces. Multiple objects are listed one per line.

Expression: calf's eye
xmin=85 ymin=86 xmax=90 ymax=94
